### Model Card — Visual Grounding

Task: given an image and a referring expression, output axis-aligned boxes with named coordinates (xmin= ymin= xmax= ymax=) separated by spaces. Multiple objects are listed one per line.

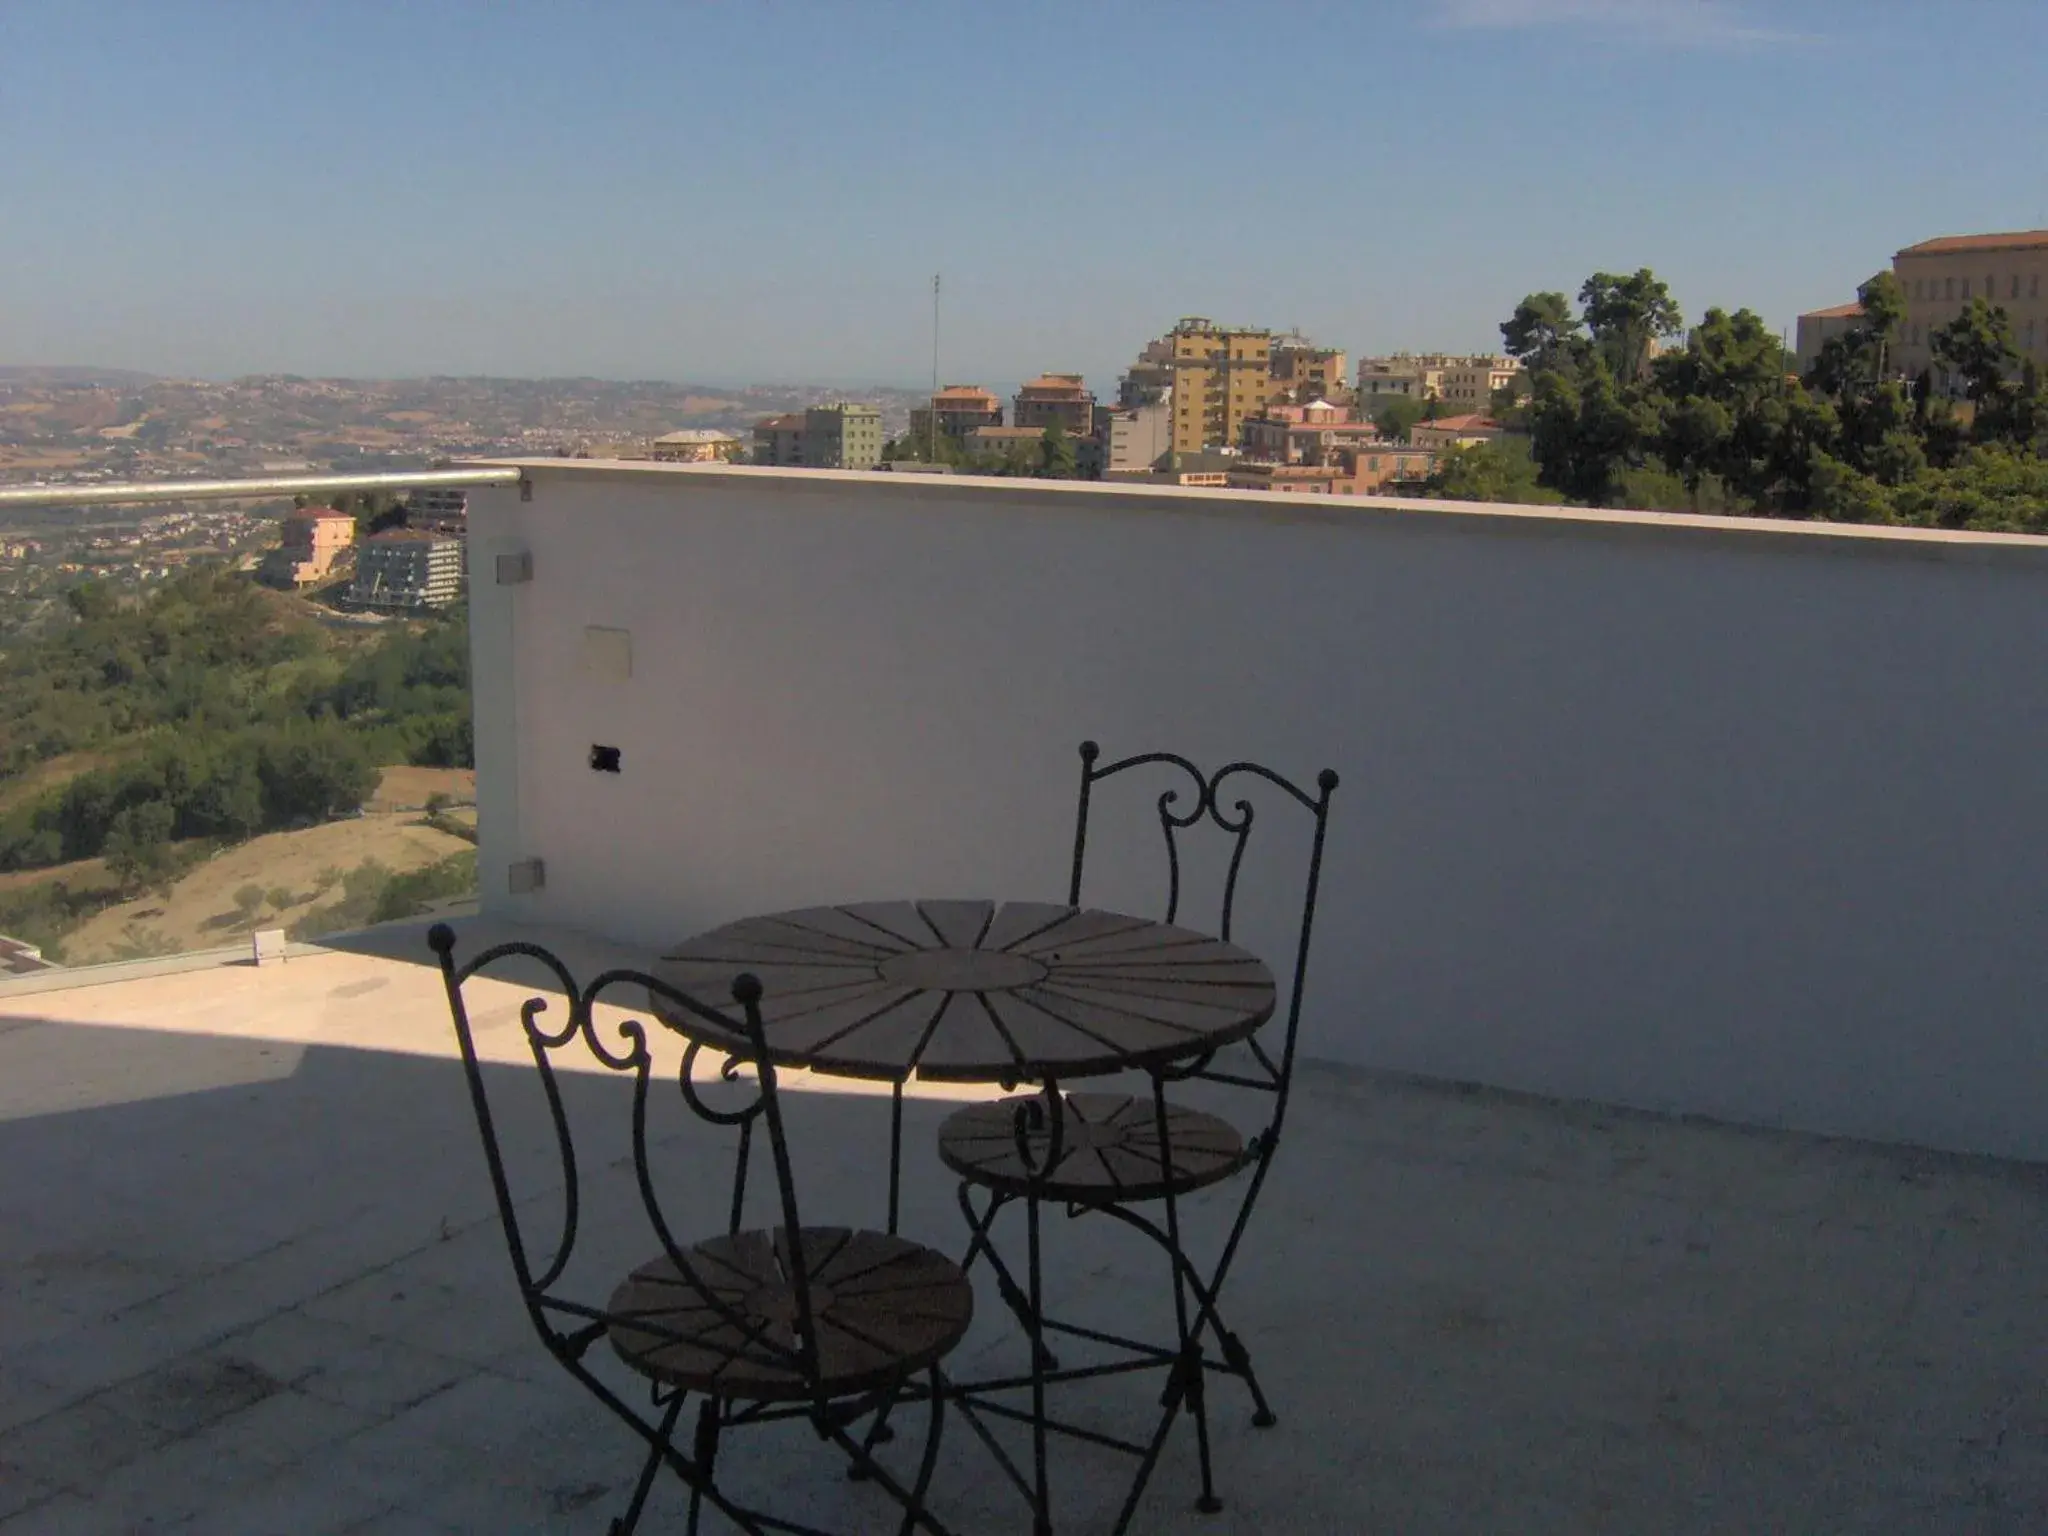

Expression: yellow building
xmin=1891 ymin=230 xmax=2048 ymax=385
xmin=1269 ymin=332 xmax=1350 ymax=405
xmin=1164 ymin=318 xmax=1278 ymax=454
xmin=1356 ymin=353 xmax=1521 ymax=409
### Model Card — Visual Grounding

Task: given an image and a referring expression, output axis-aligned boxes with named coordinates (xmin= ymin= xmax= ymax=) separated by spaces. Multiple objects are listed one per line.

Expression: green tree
xmin=1931 ymin=298 xmax=2022 ymax=414
xmin=1891 ymin=444 xmax=2048 ymax=533
xmin=1372 ymin=396 xmax=1428 ymax=442
xmin=1038 ymin=422 xmax=1078 ymax=479
xmin=233 ymin=883 xmax=267 ymax=924
xmin=1501 ymin=292 xmax=1584 ymax=375
xmin=1579 ymin=269 xmax=1684 ymax=382
xmin=1421 ymin=439 xmax=1562 ymax=504
xmin=102 ymin=800 xmax=176 ymax=890
xmin=1529 ymin=358 xmax=1652 ymax=506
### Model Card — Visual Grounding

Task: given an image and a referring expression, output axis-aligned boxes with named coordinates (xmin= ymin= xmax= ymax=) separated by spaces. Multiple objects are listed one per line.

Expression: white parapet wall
xmin=466 ymin=461 xmax=2048 ymax=1161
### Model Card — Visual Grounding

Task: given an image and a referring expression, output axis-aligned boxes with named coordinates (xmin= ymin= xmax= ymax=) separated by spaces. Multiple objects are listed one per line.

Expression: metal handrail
xmin=0 ymin=466 xmax=521 ymax=511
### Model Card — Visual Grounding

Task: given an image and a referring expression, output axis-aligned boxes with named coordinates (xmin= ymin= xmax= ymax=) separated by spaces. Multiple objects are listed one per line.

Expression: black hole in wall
xmin=590 ymin=745 xmax=622 ymax=773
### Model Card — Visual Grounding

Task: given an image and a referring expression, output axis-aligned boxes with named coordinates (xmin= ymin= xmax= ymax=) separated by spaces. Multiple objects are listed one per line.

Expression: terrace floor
xmin=3 ymin=917 xmax=2046 ymax=1533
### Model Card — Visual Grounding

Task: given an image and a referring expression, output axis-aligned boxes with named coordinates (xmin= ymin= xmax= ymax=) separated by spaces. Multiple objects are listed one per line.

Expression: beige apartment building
xmin=1238 ymin=400 xmax=1382 ymax=465
xmin=1356 ymin=354 xmax=1521 ymax=409
xmin=1100 ymin=400 xmax=1172 ymax=475
xmin=1012 ymin=374 xmax=1096 ymax=436
xmin=1410 ymin=414 xmax=1507 ymax=450
xmin=907 ymin=386 xmax=1002 ymax=446
xmin=1163 ymin=318 xmax=1280 ymax=455
xmin=260 ymin=506 xmax=355 ymax=588
xmin=1891 ymin=229 xmax=2048 ymax=382
xmin=1268 ymin=332 xmax=1350 ymax=405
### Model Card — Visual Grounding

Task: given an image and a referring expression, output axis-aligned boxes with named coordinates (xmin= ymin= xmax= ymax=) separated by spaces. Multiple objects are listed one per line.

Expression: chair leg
xmin=894 ymin=1367 xmax=950 ymax=1536
xmin=613 ymin=1391 xmax=685 ymax=1536
xmin=957 ymin=1181 xmax=1056 ymax=1371
xmin=1027 ymin=1190 xmax=1053 ymax=1536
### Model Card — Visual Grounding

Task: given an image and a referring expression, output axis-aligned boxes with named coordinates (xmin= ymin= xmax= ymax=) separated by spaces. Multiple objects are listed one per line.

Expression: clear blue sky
xmin=4 ymin=0 xmax=2045 ymax=389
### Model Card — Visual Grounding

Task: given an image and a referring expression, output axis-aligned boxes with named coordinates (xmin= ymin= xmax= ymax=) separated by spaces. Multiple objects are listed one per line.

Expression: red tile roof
xmin=1897 ymin=230 xmax=2048 ymax=257
xmin=754 ymin=413 xmax=804 ymax=431
xmin=1800 ymin=302 xmax=1864 ymax=320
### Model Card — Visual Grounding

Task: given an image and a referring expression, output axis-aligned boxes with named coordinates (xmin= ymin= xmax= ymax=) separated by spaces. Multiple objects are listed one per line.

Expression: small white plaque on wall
xmin=581 ymin=626 xmax=632 ymax=681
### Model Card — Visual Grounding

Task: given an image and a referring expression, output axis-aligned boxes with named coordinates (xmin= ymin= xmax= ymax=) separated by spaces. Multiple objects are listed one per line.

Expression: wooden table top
xmin=652 ymin=900 xmax=1276 ymax=1084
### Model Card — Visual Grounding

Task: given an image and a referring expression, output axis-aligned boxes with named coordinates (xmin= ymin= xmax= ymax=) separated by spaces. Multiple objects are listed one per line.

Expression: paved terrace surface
xmin=3 ymin=918 xmax=2046 ymax=1533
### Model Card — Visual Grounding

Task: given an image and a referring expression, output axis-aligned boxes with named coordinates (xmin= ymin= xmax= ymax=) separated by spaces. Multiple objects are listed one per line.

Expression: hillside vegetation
xmin=0 ymin=564 xmax=476 ymax=956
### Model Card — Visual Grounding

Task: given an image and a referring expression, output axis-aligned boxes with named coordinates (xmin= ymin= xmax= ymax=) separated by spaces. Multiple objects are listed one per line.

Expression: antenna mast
xmin=930 ymin=273 xmax=941 ymax=462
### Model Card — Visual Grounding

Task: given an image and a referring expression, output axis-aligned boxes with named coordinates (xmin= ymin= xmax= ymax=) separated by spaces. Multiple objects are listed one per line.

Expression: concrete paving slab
xmin=2 ymin=915 xmax=2045 ymax=1532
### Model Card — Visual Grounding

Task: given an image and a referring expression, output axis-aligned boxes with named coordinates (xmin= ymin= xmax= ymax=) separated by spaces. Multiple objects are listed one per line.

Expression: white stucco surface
xmin=465 ymin=462 xmax=2048 ymax=1159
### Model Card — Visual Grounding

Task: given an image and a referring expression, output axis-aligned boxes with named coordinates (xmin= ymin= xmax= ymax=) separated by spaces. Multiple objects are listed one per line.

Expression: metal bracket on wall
xmin=518 ymin=475 xmax=534 ymax=502
xmin=495 ymin=550 xmax=533 ymax=585
xmin=507 ymin=858 xmax=546 ymax=895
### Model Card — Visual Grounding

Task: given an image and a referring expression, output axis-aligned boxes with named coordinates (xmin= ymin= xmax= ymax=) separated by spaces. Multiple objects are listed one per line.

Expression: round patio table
xmin=651 ymin=899 xmax=1276 ymax=1084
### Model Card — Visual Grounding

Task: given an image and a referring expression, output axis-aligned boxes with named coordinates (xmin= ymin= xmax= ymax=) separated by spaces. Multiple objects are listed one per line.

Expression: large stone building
xmin=1794 ymin=302 xmax=1865 ymax=374
xmin=1011 ymin=374 xmax=1096 ymax=437
xmin=1891 ymin=229 xmax=2048 ymax=384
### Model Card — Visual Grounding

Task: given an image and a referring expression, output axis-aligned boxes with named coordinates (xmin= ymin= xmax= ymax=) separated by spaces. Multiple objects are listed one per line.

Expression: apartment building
xmin=803 ymin=404 xmax=884 ymax=470
xmin=350 ymin=530 xmax=466 ymax=610
xmin=1410 ymin=414 xmax=1507 ymax=450
xmin=1163 ymin=318 xmax=1280 ymax=455
xmin=1440 ymin=356 xmax=1522 ymax=408
xmin=1794 ymin=302 xmax=1865 ymax=374
xmin=1891 ymin=229 xmax=2048 ymax=382
xmin=961 ymin=425 xmax=1048 ymax=461
xmin=408 ymin=486 xmax=469 ymax=534
xmin=752 ymin=413 xmax=807 ymax=466
xmin=1117 ymin=339 xmax=1174 ymax=407
xmin=260 ymin=506 xmax=355 ymax=588
xmin=1012 ymin=374 xmax=1096 ymax=437
xmin=1269 ymin=332 xmax=1350 ymax=405
xmin=750 ymin=404 xmax=884 ymax=470
xmin=1238 ymin=400 xmax=1383 ymax=465
xmin=1100 ymin=400 xmax=1173 ymax=475
xmin=1356 ymin=354 xmax=1521 ymax=409
xmin=1224 ymin=442 xmax=1437 ymax=496
xmin=907 ymin=386 xmax=1002 ymax=446
xmin=649 ymin=429 xmax=743 ymax=463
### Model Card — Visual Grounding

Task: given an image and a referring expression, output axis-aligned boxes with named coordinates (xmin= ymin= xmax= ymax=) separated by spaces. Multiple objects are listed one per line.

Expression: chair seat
xmin=938 ymin=1091 xmax=1249 ymax=1203
xmin=608 ymin=1226 xmax=973 ymax=1402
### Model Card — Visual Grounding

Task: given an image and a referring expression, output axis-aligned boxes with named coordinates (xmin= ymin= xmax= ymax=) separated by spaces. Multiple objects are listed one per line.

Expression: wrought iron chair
xmin=933 ymin=742 xmax=1337 ymax=1534
xmin=429 ymin=923 xmax=974 ymax=1536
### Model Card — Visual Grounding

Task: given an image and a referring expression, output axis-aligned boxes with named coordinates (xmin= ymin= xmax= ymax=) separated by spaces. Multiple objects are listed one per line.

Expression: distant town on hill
xmin=0 ymin=371 xmax=931 ymax=490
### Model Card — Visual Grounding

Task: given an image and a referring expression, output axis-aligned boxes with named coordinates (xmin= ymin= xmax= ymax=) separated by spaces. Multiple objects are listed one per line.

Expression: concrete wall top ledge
xmin=469 ymin=456 xmax=2048 ymax=570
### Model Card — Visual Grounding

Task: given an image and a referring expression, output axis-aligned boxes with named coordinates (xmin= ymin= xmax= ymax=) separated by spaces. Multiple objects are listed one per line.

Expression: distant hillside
xmin=0 ymin=365 xmax=162 ymax=386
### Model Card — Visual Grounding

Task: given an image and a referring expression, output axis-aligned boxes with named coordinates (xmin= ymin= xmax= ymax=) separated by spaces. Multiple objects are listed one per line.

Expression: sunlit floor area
xmin=3 ymin=918 xmax=2046 ymax=1533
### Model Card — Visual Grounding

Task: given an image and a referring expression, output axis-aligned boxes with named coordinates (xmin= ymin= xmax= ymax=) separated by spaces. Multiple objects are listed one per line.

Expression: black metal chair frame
xmin=429 ymin=923 xmax=961 ymax=1536
xmin=944 ymin=742 xmax=1338 ymax=1535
